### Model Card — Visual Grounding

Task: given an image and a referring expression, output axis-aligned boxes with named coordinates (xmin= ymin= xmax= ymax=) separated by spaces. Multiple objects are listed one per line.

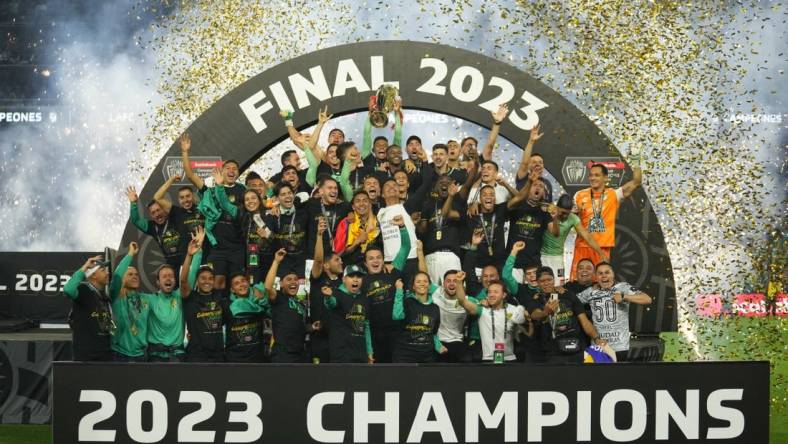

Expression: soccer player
xmin=127 ymin=185 xmax=183 ymax=271
xmin=418 ymin=177 xmax=465 ymax=284
xmin=431 ymin=270 xmax=470 ymax=362
xmin=571 ymin=161 xmax=642 ymax=279
xmin=108 ymin=242 xmax=150 ymax=362
xmin=391 ymin=272 xmax=445 ymax=363
xmin=321 ymin=264 xmax=373 ymax=363
xmin=576 ymin=262 xmax=652 ymax=362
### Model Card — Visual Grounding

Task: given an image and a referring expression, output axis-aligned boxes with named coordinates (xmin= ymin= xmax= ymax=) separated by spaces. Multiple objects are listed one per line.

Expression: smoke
xmin=0 ymin=1 xmax=167 ymax=251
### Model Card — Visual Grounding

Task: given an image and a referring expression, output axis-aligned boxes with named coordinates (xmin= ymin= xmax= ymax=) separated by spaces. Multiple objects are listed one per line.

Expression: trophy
xmin=369 ymin=83 xmax=399 ymax=128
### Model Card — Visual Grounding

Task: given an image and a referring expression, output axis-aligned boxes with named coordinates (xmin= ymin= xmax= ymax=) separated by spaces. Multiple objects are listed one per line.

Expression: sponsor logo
xmin=162 ymin=156 xmax=223 ymax=185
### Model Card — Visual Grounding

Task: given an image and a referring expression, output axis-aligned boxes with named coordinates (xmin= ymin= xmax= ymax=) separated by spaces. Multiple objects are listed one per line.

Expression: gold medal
xmin=488 ymin=246 xmax=493 ymax=256
xmin=130 ymin=324 xmax=138 ymax=336
xmin=436 ymin=230 xmax=442 ymax=240
xmin=171 ymin=297 xmax=178 ymax=308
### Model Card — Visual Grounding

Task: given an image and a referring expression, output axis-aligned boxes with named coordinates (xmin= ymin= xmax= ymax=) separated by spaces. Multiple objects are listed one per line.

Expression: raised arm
xmin=310 ymin=217 xmax=328 ymax=279
xmin=306 ymin=106 xmax=332 ymax=161
xmin=614 ymin=287 xmax=652 ymax=306
xmin=391 ymin=216 xmax=410 ymax=271
xmin=516 ymin=124 xmax=543 ymax=182
xmin=126 ymin=186 xmax=149 ymax=233
xmin=620 ymin=165 xmax=643 ymax=199
xmin=444 ymin=184 xmax=462 ymax=220
xmin=64 ymin=255 xmax=103 ymax=300
xmin=496 ymin=174 xmax=518 ymax=198
xmin=459 ymin=159 xmax=480 ymax=200
xmin=180 ymin=227 xmax=205 ymax=296
xmin=502 ymin=241 xmax=525 ymax=294
xmin=481 ymin=104 xmax=509 ymax=161
xmin=180 ymin=133 xmax=205 ymax=190
xmin=392 ymin=99 xmax=403 ymax=147
xmin=463 ymin=231 xmax=483 ymax=296
xmin=361 ymin=114 xmax=373 ymax=159
xmin=392 ymin=280 xmax=405 ymax=320
xmin=338 ymin=158 xmax=356 ymax=202
xmin=546 ymin=205 xmax=560 ymax=237
xmin=454 ymin=271 xmax=479 ymax=316
xmin=111 ymin=242 xmax=137 ymax=300
xmin=264 ymin=249 xmax=287 ymax=303
xmin=153 ymin=176 xmax=179 ymax=213
xmin=416 ymin=240 xmax=427 ymax=273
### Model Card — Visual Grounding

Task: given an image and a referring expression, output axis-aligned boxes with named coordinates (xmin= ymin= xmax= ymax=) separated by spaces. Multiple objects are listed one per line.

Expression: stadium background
xmin=0 ymin=1 xmax=784 ymax=442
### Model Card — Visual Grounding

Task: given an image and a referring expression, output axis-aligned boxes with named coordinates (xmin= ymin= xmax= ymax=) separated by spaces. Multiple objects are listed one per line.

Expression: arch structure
xmin=121 ymin=41 xmax=676 ymax=332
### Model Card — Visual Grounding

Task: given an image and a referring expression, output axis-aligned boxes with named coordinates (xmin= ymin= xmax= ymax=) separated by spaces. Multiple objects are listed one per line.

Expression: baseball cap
xmin=344 ymin=264 xmax=366 ymax=276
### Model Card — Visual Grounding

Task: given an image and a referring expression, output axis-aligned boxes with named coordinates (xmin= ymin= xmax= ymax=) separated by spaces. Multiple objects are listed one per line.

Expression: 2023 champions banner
xmin=121 ymin=40 xmax=676 ymax=333
xmin=53 ymin=362 xmax=769 ymax=444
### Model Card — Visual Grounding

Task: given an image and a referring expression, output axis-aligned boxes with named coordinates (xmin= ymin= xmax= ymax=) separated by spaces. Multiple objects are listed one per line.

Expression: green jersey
xmin=541 ymin=213 xmax=580 ymax=256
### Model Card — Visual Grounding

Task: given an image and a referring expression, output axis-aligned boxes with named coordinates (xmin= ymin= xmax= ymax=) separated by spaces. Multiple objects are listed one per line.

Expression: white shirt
xmin=467 ymin=182 xmax=511 ymax=205
xmin=577 ymin=282 xmax=636 ymax=352
xmin=377 ymin=204 xmax=418 ymax=261
xmin=432 ymin=287 xmax=468 ymax=343
xmin=477 ymin=304 xmax=526 ymax=361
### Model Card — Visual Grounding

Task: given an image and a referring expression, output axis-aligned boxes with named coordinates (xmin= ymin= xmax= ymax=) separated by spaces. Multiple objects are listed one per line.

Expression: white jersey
xmin=432 ymin=287 xmax=468 ymax=343
xmin=477 ymin=304 xmax=526 ymax=361
xmin=467 ymin=182 xmax=511 ymax=205
xmin=377 ymin=204 xmax=418 ymax=261
xmin=577 ymin=282 xmax=637 ymax=352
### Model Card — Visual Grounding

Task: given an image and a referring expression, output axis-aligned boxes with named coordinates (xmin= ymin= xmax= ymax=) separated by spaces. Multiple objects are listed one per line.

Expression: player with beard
xmin=264 ymin=183 xmax=309 ymax=277
xmin=308 ymin=143 xmax=341 ymax=186
xmin=564 ymin=259 xmax=596 ymax=295
xmin=391 ymin=272 xmax=446 ymax=363
xmin=280 ymin=165 xmax=313 ymax=203
xmin=322 ymin=264 xmax=373 ymax=363
xmin=423 ymin=144 xmax=467 ymax=188
xmin=180 ymin=133 xmax=245 ymax=291
xmin=268 ymin=150 xmax=306 ymax=188
xmin=466 ymin=160 xmax=516 ymax=205
xmin=108 ymin=242 xmax=151 ymax=362
xmin=431 ymin=270 xmax=469 ymax=362
xmin=146 ymin=236 xmax=204 ymax=362
xmin=361 ymin=175 xmax=384 ymax=213
xmin=507 ymin=171 xmax=553 ymax=282
xmin=577 ymin=262 xmax=651 ymax=362
xmin=212 ymin=169 xmax=274 ymax=284
xmin=306 ymin=175 xmax=350 ymax=259
xmin=403 ymin=135 xmax=428 ymax=192
xmin=382 ymin=144 xmax=406 ymax=179
xmin=465 ymin=181 xmax=532 ymax=268
xmin=418 ymin=176 xmax=466 ymax=284
xmin=333 ymin=191 xmax=381 ymax=266
xmin=264 ymin=249 xmax=320 ymax=363
xmin=64 ymin=254 xmax=113 ymax=361
xmin=512 ymin=124 xmax=552 ymax=198
xmin=454 ymin=272 xmax=528 ymax=363
xmin=500 ymin=242 xmax=543 ymax=362
xmin=127 ymin=186 xmax=183 ymax=272
xmin=180 ymin=228 xmax=227 ymax=363
xmin=362 ymin=216 xmax=411 ymax=363
xmin=541 ymin=194 xmax=607 ymax=285
xmin=308 ymin=217 xmax=339 ymax=363
xmin=153 ymin=174 xmax=207 ymax=263
xmin=223 ymin=272 xmax=270 ymax=363
xmin=527 ymin=267 xmax=603 ymax=364
xmin=571 ymin=162 xmax=642 ymax=279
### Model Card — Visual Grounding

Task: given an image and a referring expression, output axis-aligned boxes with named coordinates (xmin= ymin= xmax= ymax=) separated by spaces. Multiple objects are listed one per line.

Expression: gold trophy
xmin=369 ymin=84 xmax=399 ymax=128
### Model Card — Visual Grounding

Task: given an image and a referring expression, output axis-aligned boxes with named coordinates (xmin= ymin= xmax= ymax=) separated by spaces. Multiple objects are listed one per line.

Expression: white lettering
xmin=370 ymin=56 xmax=399 ymax=90
xmin=655 ymin=390 xmax=699 ymax=440
xmin=407 ymin=392 xmax=457 ymax=443
xmin=449 ymin=66 xmax=484 ymax=102
xmin=334 ymin=59 xmax=371 ymax=97
xmin=706 ymin=389 xmax=744 ymax=439
xmin=307 ymin=392 xmax=346 ymax=443
xmin=269 ymin=81 xmax=295 ymax=113
xmin=577 ymin=391 xmax=592 ymax=442
xmin=599 ymin=389 xmax=647 ymax=442
xmin=239 ymin=90 xmax=273 ymax=133
xmin=465 ymin=392 xmax=518 ymax=442
xmin=288 ymin=66 xmax=331 ymax=109
xmin=353 ymin=392 xmax=399 ymax=443
xmin=126 ymin=390 xmax=168 ymax=443
xmin=527 ymin=391 xmax=569 ymax=442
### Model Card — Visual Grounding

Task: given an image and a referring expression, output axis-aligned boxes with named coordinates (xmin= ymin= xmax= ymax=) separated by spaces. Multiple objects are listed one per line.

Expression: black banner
xmin=0 ymin=252 xmax=101 ymax=323
xmin=53 ymin=362 xmax=769 ymax=444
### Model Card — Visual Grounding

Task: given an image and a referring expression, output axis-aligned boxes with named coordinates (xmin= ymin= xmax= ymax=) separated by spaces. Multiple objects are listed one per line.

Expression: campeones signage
xmin=120 ymin=41 xmax=676 ymax=332
xmin=53 ymin=362 xmax=769 ymax=444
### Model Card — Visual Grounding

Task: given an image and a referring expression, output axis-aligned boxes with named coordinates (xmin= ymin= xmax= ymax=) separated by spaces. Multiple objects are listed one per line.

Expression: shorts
xmin=207 ymin=247 xmax=245 ymax=276
xmin=440 ymin=341 xmax=469 ymax=363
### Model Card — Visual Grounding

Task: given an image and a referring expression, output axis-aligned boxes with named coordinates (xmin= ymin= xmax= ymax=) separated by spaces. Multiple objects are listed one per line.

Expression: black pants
xmin=615 ymin=350 xmax=629 ymax=362
xmin=372 ymin=327 xmax=399 ymax=364
xmin=467 ymin=338 xmax=483 ymax=362
xmin=546 ymin=351 xmax=583 ymax=364
xmin=440 ymin=341 xmax=469 ymax=363
xmin=271 ymin=343 xmax=310 ymax=363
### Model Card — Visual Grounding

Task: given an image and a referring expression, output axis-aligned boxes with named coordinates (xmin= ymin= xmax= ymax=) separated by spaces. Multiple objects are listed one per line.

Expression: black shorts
xmin=440 ymin=341 xmax=469 ymax=363
xmin=207 ymin=247 xmax=245 ymax=276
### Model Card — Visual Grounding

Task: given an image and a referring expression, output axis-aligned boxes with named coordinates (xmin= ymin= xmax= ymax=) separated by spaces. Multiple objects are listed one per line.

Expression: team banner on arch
xmin=53 ymin=362 xmax=768 ymax=444
xmin=121 ymin=41 xmax=676 ymax=332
